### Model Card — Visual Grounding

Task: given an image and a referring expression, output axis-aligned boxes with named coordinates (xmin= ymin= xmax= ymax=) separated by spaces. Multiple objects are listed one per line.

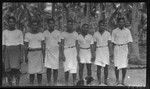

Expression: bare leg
xmin=37 ymin=74 xmax=42 ymax=86
xmin=86 ymin=63 xmax=92 ymax=77
xmin=53 ymin=69 xmax=58 ymax=86
xmin=79 ymin=63 xmax=84 ymax=80
xmin=97 ymin=65 xmax=102 ymax=84
xmin=46 ymin=68 xmax=52 ymax=85
xmin=29 ymin=74 xmax=35 ymax=85
xmin=122 ymin=68 xmax=127 ymax=85
xmin=65 ymin=71 xmax=69 ymax=86
xmin=72 ymin=73 xmax=77 ymax=86
xmin=115 ymin=67 xmax=119 ymax=85
xmin=104 ymin=65 xmax=108 ymax=85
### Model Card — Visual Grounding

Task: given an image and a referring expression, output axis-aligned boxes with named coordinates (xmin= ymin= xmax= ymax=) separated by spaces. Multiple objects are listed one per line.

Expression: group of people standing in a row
xmin=2 ymin=16 xmax=133 ymax=86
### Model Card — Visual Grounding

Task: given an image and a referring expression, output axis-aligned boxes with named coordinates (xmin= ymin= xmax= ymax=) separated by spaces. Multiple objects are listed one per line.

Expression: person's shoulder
xmin=43 ymin=30 xmax=49 ymax=34
xmin=124 ymin=27 xmax=131 ymax=32
xmin=16 ymin=29 xmax=23 ymax=34
xmin=94 ymin=31 xmax=99 ymax=35
xmin=73 ymin=31 xmax=78 ymax=35
xmin=25 ymin=32 xmax=31 ymax=35
xmin=3 ymin=29 xmax=8 ymax=33
xmin=112 ymin=27 xmax=119 ymax=33
xmin=105 ymin=30 xmax=111 ymax=35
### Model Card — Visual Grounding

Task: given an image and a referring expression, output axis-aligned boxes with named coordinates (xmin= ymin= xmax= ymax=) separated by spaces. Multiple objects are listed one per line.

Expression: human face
xmin=67 ymin=21 xmax=74 ymax=32
xmin=48 ymin=20 xmax=55 ymax=31
xmin=118 ymin=19 xmax=125 ymax=29
xmin=8 ymin=18 xmax=16 ymax=30
xmin=99 ymin=22 xmax=105 ymax=32
xmin=82 ymin=24 xmax=89 ymax=35
xmin=31 ymin=22 xmax=39 ymax=33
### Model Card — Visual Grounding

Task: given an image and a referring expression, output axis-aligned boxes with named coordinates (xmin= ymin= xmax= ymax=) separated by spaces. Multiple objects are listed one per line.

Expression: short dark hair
xmin=98 ymin=20 xmax=106 ymax=26
xmin=31 ymin=20 xmax=39 ymax=26
xmin=82 ymin=23 xmax=89 ymax=27
xmin=117 ymin=17 xmax=125 ymax=23
xmin=47 ymin=18 xmax=55 ymax=23
xmin=67 ymin=19 xmax=73 ymax=24
xmin=8 ymin=16 xmax=16 ymax=23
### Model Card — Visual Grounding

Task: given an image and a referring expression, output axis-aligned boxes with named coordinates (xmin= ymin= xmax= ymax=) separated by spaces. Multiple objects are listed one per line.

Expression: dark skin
xmin=8 ymin=18 xmax=16 ymax=31
xmin=3 ymin=18 xmax=23 ymax=85
xmin=78 ymin=24 xmax=94 ymax=82
xmin=112 ymin=19 xmax=132 ymax=85
xmin=93 ymin=22 xmax=112 ymax=85
xmin=47 ymin=20 xmax=55 ymax=33
xmin=60 ymin=21 xmax=78 ymax=85
xmin=25 ymin=25 xmax=45 ymax=64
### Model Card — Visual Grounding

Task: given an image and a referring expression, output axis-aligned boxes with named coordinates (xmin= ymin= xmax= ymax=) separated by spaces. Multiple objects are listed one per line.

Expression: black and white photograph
xmin=2 ymin=2 xmax=147 ymax=87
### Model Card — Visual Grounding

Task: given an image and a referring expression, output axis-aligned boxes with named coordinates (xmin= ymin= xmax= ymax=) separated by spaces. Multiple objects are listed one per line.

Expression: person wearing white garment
xmin=77 ymin=23 xmax=94 ymax=83
xmin=2 ymin=16 xmax=24 ymax=86
xmin=111 ymin=17 xmax=133 ymax=85
xmin=24 ymin=20 xmax=45 ymax=85
xmin=43 ymin=18 xmax=61 ymax=86
xmin=60 ymin=20 xmax=78 ymax=86
xmin=93 ymin=20 xmax=111 ymax=85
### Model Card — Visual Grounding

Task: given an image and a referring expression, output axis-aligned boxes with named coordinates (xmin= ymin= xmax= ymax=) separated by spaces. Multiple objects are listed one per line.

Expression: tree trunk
xmin=130 ymin=3 xmax=141 ymax=64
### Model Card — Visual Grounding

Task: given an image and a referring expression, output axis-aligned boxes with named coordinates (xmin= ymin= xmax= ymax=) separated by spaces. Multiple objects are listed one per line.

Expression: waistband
xmin=115 ymin=44 xmax=127 ymax=46
xmin=97 ymin=45 xmax=108 ymax=48
xmin=80 ymin=47 xmax=90 ymax=49
xmin=28 ymin=48 xmax=42 ymax=51
xmin=64 ymin=46 xmax=75 ymax=49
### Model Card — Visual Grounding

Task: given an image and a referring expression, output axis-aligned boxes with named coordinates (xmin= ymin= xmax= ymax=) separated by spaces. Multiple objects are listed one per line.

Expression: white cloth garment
xmin=61 ymin=31 xmax=78 ymax=73
xmin=2 ymin=29 xmax=23 ymax=46
xmin=78 ymin=34 xmax=94 ymax=63
xmin=24 ymin=32 xmax=44 ymax=48
xmin=93 ymin=31 xmax=111 ymax=67
xmin=43 ymin=30 xmax=61 ymax=69
xmin=24 ymin=32 xmax=44 ymax=74
xmin=111 ymin=27 xmax=133 ymax=69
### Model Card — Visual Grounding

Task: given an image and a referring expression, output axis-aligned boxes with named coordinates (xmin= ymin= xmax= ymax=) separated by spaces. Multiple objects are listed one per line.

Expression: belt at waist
xmin=28 ymin=48 xmax=42 ymax=51
xmin=80 ymin=47 xmax=90 ymax=49
xmin=64 ymin=46 xmax=75 ymax=49
xmin=97 ymin=45 xmax=108 ymax=48
xmin=115 ymin=44 xmax=127 ymax=46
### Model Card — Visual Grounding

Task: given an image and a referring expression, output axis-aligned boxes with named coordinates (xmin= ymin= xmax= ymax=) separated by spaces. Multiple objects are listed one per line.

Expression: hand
xmin=91 ymin=57 xmax=95 ymax=63
xmin=62 ymin=54 xmax=66 ymax=62
xmin=20 ymin=56 xmax=23 ymax=64
xmin=25 ymin=56 xmax=28 ymax=64
xmin=43 ymin=56 xmax=45 ymax=63
xmin=128 ymin=53 xmax=131 ymax=59
xmin=77 ymin=55 xmax=80 ymax=63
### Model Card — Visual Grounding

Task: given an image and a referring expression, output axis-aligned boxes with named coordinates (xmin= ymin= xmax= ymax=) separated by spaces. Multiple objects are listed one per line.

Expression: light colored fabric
xmin=63 ymin=48 xmax=77 ymax=73
xmin=78 ymin=34 xmax=94 ymax=63
xmin=93 ymin=31 xmax=111 ymax=46
xmin=111 ymin=27 xmax=133 ymax=69
xmin=28 ymin=50 xmax=44 ymax=74
xmin=43 ymin=30 xmax=61 ymax=49
xmin=61 ymin=31 xmax=78 ymax=48
xmin=61 ymin=31 xmax=78 ymax=73
xmin=93 ymin=31 xmax=111 ymax=67
xmin=2 ymin=29 xmax=23 ymax=46
xmin=111 ymin=27 xmax=133 ymax=44
xmin=43 ymin=30 xmax=61 ymax=69
xmin=24 ymin=32 xmax=44 ymax=48
xmin=44 ymin=48 xmax=59 ymax=69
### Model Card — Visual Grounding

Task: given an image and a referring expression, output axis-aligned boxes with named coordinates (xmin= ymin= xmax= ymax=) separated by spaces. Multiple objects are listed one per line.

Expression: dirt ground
xmin=2 ymin=60 xmax=146 ymax=87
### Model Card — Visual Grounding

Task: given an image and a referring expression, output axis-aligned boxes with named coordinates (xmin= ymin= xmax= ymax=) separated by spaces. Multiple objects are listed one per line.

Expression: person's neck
xmin=119 ymin=27 xmax=124 ymax=30
xmin=99 ymin=30 xmax=105 ymax=35
xmin=31 ymin=30 xmax=38 ymax=34
xmin=67 ymin=29 xmax=74 ymax=33
xmin=48 ymin=28 xmax=54 ymax=33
